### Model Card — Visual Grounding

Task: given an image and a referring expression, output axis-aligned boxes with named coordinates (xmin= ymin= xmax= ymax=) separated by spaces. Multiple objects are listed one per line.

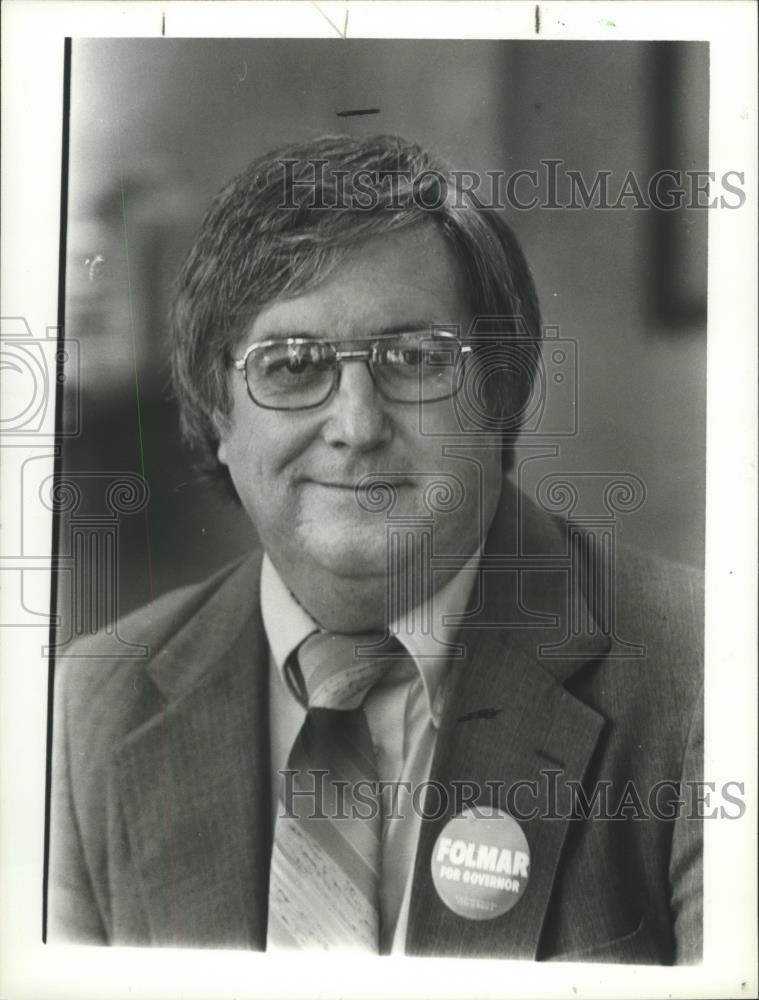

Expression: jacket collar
xmin=479 ymin=477 xmax=611 ymax=681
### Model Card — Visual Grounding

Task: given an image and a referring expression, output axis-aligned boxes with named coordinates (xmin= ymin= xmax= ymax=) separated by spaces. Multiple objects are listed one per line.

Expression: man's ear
xmin=211 ymin=410 xmax=230 ymax=466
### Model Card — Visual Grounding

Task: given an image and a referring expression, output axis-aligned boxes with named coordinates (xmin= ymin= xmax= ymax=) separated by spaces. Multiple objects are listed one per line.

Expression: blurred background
xmin=59 ymin=39 xmax=708 ymax=623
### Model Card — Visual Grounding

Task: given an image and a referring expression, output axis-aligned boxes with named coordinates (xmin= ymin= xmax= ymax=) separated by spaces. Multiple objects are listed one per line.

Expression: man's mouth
xmin=308 ymin=479 xmax=403 ymax=490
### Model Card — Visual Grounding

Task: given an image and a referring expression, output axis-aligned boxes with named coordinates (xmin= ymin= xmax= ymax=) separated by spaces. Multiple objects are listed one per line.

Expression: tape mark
xmin=534 ymin=4 xmax=540 ymax=34
xmin=311 ymin=1 xmax=347 ymax=38
xmin=161 ymin=11 xmax=165 ymax=36
xmin=85 ymin=254 xmax=105 ymax=281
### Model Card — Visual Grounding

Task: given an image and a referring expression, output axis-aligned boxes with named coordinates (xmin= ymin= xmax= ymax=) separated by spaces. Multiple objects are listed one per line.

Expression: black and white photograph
xmin=0 ymin=3 xmax=756 ymax=998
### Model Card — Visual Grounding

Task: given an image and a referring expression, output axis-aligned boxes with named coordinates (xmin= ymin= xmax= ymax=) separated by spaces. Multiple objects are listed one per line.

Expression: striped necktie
xmin=267 ymin=632 xmax=402 ymax=951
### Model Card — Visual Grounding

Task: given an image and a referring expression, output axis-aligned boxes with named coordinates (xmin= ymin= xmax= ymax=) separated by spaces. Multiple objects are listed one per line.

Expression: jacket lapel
xmin=406 ymin=484 xmax=610 ymax=959
xmin=111 ymin=554 xmax=272 ymax=947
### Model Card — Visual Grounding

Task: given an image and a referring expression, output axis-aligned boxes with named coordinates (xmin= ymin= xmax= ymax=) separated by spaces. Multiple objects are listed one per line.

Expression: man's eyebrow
xmin=254 ymin=320 xmax=455 ymax=342
xmin=373 ymin=320 xmax=452 ymax=337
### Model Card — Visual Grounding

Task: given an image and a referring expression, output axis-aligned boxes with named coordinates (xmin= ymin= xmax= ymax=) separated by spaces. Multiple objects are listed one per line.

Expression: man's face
xmin=217 ymin=223 xmax=504 ymax=595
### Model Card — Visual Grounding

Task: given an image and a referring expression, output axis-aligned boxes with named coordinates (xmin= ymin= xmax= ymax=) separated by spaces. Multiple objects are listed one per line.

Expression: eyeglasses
xmin=233 ymin=330 xmax=473 ymax=411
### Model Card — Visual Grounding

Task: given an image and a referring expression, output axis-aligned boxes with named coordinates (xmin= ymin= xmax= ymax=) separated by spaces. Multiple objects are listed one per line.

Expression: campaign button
xmin=431 ymin=806 xmax=530 ymax=920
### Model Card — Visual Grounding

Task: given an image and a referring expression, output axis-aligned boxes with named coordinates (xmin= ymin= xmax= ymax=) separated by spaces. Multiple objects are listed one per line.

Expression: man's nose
xmin=321 ymin=361 xmax=392 ymax=450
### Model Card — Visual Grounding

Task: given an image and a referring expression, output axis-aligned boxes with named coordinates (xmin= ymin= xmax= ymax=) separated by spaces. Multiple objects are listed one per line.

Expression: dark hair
xmin=169 ymin=133 xmax=542 ymax=496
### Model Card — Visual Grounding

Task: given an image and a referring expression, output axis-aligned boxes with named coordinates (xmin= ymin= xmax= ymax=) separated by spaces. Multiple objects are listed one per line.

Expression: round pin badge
xmin=431 ymin=806 xmax=530 ymax=920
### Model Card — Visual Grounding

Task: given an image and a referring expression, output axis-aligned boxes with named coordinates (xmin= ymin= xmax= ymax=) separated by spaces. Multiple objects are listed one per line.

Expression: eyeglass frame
xmin=232 ymin=329 xmax=474 ymax=411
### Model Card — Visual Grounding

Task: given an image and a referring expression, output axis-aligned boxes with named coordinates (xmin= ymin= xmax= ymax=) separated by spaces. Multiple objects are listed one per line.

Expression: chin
xmin=298 ymin=530 xmax=389 ymax=580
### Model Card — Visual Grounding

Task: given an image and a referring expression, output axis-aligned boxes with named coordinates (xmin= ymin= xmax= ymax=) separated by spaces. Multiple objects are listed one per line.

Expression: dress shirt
xmin=261 ymin=552 xmax=480 ymax=954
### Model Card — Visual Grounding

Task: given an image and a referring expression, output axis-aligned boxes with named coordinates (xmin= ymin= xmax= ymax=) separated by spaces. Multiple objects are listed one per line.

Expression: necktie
xmin=267 ymin=632 xmax=402 ymax=951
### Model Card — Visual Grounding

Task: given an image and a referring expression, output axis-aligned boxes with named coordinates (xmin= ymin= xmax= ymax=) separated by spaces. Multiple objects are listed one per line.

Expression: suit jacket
xmin=48 ymin=483 xmax=703 ymax=962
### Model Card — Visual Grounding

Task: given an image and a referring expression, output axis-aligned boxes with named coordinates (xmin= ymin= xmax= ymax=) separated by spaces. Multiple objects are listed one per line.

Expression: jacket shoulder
xmin=54 ymin=557 xmax=250 ymax=747
xmin=613 ymin=544 xmax=704 ymax=673
xmin=578 ymin=542 xmax=704 ymax=748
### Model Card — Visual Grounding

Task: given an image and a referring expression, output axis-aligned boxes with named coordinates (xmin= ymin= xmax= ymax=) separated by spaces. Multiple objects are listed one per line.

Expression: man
xmin=48 ymin=134 xmax=703 ymax=962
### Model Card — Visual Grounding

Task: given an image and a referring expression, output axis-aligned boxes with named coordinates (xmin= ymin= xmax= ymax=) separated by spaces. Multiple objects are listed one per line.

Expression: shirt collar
xmin=260 ymin=552 xmax=479 ymax=729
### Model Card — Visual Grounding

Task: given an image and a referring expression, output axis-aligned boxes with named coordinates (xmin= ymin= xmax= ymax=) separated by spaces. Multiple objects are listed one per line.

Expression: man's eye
xmin=283 ymin=355 xmax=312 ymax=374
xmin=260 ymin=343 xmax=326 ymax=377
xmin=261 ymin=354 xmax=299 ymax=375
xmin=384 ymin=346 xmax=423 ymax=366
